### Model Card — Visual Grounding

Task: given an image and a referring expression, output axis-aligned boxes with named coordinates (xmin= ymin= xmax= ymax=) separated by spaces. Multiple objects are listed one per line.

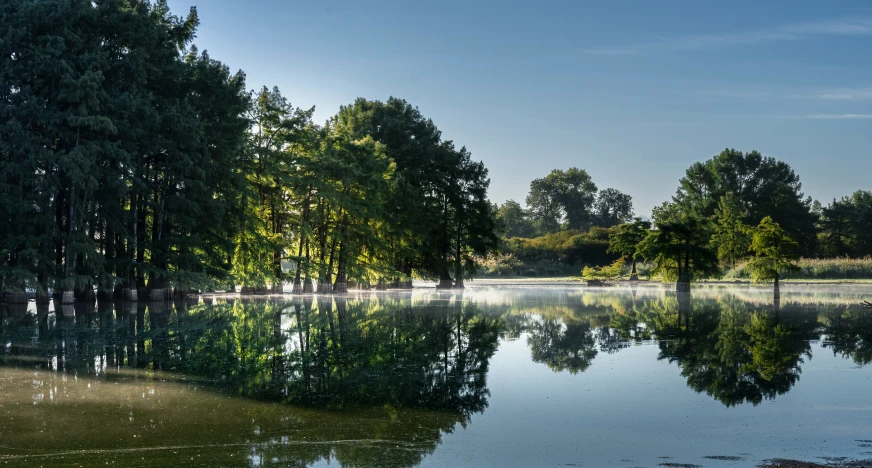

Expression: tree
xmin=819 ymin=197 xmax=854 ymax=257
xmin=495 ymin=200 xmax=535 ymax=238
xmin=334 ymin=98 xmax=498 ymax=288
xmin=593 ymin=188 xmax=633 ymax=227
xmin=849 ymin=190 xmax=872 ymax=256
xmin=747 ymin=217 xmax=800 ymax=289
xmin=818 ymin=190 xmax=872 ymax=257
xmin=638 ymin=213 xmax=720 ymax=291
xmin=711 ymin=193 xmax=752 ymax=268
xmin=607 ymin=218 xmax=651 ymax=280
xmin=0 ymin=2 xmax=498 ymax=298
xmin=447 ymin=149 xmax=499 ymax=288
xmin=0 ymin=0 xmax=250 ymax=300
xmin=673 ymin=149 xmax=817 ymax=255
xmin=232 ymin=86 xmax=315 ymax=292
xmin=526 ymin=168 xmax=598 ymax=233
xmin=526 ymin=173 xmax=563 ymax=234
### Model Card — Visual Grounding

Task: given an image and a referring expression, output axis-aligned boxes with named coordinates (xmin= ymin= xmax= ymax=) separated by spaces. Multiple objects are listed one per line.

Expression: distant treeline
xmin=491 ymin=149 xmax=872 ymax=279
xmin=0 ymin=0 xmax=497 ymax=300
xmin=484 ymin=169 xmax=630 ymax=276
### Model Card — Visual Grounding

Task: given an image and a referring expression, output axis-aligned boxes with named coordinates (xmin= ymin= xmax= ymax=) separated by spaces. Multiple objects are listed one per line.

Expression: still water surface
xmin=1 ymin=285 xmax=871 ymax=467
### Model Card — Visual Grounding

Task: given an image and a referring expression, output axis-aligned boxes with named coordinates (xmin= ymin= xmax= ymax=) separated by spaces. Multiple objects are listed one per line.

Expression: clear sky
xmin=166 ymin=0 xmax=872 ymax=218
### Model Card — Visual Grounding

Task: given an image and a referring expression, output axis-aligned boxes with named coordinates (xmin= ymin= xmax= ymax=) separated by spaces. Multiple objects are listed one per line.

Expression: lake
xmin=1 ymin=284 xmax=871 ymax=467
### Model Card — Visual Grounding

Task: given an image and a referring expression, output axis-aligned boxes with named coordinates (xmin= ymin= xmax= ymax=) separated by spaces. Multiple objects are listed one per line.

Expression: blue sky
xmin=167 ymin=0 xmax=872 ymax=217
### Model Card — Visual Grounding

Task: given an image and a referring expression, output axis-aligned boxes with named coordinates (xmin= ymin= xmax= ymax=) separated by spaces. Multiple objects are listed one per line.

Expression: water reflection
xmin=0 ymin=286 xmax=871 ymax=466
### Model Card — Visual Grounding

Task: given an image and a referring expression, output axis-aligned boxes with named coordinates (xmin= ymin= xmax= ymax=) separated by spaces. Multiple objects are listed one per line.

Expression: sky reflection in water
xmin=0 ymin=285 xmax=870 ymax=467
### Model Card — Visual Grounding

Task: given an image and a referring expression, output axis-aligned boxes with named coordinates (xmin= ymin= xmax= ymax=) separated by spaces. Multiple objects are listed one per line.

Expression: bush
xmin=503 ymin=227 xmax=620 ymax=268
xmin=475 ymin=253 xmax=523 ymax=277
xmin=581 ymin=259 xmax=628 ymax=283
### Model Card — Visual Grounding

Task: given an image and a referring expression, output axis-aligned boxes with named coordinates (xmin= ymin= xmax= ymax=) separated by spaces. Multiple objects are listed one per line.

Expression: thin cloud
xmin=689 ymin=86 xmax=872 ymax=101
xmin=585 ymin=16 xmax=872 ymax=55
xmin=806 ymin=113 xmax=872 ymax=120
xmin=698 ymin=90 xmax=772 ymax=99
xmin=816 ymin=88 xmax=872 ymax=100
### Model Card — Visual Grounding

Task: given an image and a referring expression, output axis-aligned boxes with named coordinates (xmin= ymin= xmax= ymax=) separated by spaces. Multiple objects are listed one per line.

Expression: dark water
xmin=1 ymin=285 xmax=871 ymax=467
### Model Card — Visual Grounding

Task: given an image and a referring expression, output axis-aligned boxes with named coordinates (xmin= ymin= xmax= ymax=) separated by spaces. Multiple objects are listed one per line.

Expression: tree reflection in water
xmin=651 ymin=294 xmax=818 ymax=407
xmin=0 ymin=288 xmax=870 ymax=466
xmin=527 ymin=317 xmax=597 ymax=374
xmin=0 ymin=292 xmax=504 ymax=467
xmin=518 ymin=288 xmax=861 ymax=407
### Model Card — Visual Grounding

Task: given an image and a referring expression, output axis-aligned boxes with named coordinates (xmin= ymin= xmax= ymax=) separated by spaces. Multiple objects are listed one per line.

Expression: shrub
xmin=581 ymin=259 xmax=629 ymax=283
xmin=475 ymin=253 xmax=523 ymax=277
xmin=503 ymin=227 xmax=620 ymax=267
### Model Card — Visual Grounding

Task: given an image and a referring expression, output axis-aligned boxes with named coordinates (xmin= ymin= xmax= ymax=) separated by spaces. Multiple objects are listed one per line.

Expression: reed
xmin=724 ymin=257 xmax=872 ymax=280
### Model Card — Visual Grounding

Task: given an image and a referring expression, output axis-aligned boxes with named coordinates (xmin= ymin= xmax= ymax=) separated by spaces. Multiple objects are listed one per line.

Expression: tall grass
xmin=724 ymin=257 xmax=872 ymax=280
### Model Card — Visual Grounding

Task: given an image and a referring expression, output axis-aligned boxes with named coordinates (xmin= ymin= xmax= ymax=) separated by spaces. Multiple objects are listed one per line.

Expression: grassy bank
xmin=474 ymin=257 xmax=872 ymax=283
xmin=723 ymin=257 xmax=872 ymax=281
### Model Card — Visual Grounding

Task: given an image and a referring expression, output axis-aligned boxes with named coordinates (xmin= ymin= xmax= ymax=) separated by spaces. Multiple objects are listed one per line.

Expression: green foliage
xmin=638 ymin=215 xmax=720 ymax=284
xmin=334 ymin=98 xmax=498 ymax=287
xmin=0 ymin=1 xmax=498 ymax=296
xmin=581 ymin=258 xmax=628 ymax=282
xmin=524 ymin=168 xmax=633 ymax=234
xmin=711 ymin=193 xmax=752 ymax=268
xmin=607 ymin=218 xmax=651 ymax=275
xmin=638 ymin=214 xmax=720 ymax=284
xmin=747 ymin=217 xmax=800 ymax=284
xmin=526 ymin=168 xmax=597 ymax=232
xmin=818 ymin=190 xmax=872 ymax=257
xmin=475 ymin=253 xmax=524 ymax=276
xmin=725 ymin=256 xmax=872 ymax=280
xmin=502 ymin=227 xmax=620 ymax=276
xmin=496 ymin=200 xmax=536 ymax=238
xmin=0 ymin=0 xmax=248 ymax=294
xmin=593 ymin=188 xmax=634 ymax=227
xmin=673 ymin=149 xmax=817 ymax=255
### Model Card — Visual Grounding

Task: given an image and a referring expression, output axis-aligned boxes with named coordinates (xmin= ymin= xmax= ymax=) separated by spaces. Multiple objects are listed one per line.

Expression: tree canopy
xmin=0 ymin=0 xmax=498 ymax=297
xmin=747 ymin=217 xmax=800 ymax=287
xmin=673 ymin=149 xmax=817 ymax=255
xmin=607 ymin=218 xmax=651 ymax=279
xmin=638 ymin=213 xmax=720 ymax=290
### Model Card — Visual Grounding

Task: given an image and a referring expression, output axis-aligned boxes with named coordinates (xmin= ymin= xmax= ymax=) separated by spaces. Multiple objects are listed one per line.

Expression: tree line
xmin=496 ymin=167 xmax=633 ymax=238
xmin=609 ymin=149 xmax=870 ymax=289
xmin=492 ymin=149 xmax=872 ymax=285
xmin=0 ymin=0 xmax=498 ymax=301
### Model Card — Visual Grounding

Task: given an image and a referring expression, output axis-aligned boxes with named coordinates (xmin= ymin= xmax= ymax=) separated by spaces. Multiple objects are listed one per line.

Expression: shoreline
xmin=466 ymin=277 xmax=872 ymax=286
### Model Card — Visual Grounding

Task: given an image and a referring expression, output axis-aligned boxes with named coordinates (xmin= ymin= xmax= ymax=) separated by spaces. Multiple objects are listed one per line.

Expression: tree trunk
xmin=773 ymin=272 xmax=780 ymax=304
xmin=676 ymin=251 xmax=691 ymax=293
xmin=302 ymin=238 xmax=314 ymax=294
xmin=333 ymin=241 xmax=347 ymax=293
xmin=454 ymin=230 xmax=464 ymax=289
xmin=292 ymin=188 xmax=312 ymax=294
